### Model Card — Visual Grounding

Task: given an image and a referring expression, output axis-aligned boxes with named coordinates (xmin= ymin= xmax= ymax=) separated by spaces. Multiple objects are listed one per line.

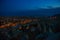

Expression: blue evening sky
xmin=0 ymin=0 xmax=60 ymax=16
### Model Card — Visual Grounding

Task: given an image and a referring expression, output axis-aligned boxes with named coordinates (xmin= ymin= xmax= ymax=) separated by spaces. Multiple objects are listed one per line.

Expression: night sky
xmin=0 ymin=0 xmax=60 ymax=16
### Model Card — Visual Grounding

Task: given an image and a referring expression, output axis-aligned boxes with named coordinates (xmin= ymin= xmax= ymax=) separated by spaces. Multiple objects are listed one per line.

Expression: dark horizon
xmin=0 ymin=7 xmax=60 ymax=16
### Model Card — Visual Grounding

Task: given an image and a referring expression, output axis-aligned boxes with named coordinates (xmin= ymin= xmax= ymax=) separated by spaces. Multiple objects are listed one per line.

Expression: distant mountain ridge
xmin=0 ymin=7 xmax=60 ymax=16
xmin=53 ymin=14 xmax=60 ymax=16
xmin=16 ymin=7 xmax=60 ymax=16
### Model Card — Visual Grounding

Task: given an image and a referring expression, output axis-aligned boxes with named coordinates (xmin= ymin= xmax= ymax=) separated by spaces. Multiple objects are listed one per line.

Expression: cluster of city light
xmin=0 ymin=16 xmax=57 ymax=33
xmin=0 ymin=16 xmax=58 ymax=40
